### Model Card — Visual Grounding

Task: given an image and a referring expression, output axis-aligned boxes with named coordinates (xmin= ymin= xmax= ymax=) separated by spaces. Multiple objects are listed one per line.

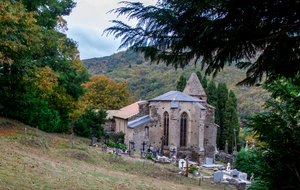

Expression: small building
xmin=105 ymin=73 xmax=218 ymax=163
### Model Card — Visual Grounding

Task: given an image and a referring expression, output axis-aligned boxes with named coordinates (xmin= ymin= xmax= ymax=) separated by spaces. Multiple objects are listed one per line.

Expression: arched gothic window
xmin=145 ymin=126 xmax=149 ymax=138
xmin=163 ymin=112 xmax=169 ymax=146
xmin=180 ymin=112 xmax=188 ymax=147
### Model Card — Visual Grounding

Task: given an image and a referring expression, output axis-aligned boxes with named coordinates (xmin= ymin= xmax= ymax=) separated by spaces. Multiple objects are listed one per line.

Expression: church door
xmin=180 ymin=112 xmax=187 ymax=147
xmin=163 ymin=112 xmax=169 ymax=146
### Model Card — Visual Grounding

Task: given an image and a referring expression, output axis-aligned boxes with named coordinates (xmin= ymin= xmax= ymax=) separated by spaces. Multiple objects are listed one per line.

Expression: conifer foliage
xmin=176 ymin=75 xmax=186 ymax=92
xmin=105 ymin=0 xmax=300 ymax=86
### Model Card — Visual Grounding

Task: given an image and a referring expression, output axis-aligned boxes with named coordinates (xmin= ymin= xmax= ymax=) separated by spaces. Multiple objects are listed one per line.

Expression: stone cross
xmin=102 ymin=144 xmax=107 ymax=152
xmin=147 ymin=143 xmax=152 ymax=153
xmin=104 ymin=136 xmax=109 ymax=145
xmin=251 ymin=139 xmax=256 ymax=150
xmin=250 ymin=173 xmax=254 ymax=181
xmin=183 ymin=160 xmax=191 ymax=177
xmin=181 ymin=160 xmax=185 ymax=169
xmin=141 ymin=141 xmax=146 ymax=152
xmin=160 ymin=135 xmax=165 ymax=156
xmin=232 ymin=129 xmax=237 ymax=153
xmin=225 ymin=140 xmax=228 ymax=154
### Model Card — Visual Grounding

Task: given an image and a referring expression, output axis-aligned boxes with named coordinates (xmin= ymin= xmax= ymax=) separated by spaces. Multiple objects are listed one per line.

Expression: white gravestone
xmin=205 ymin=158 xmax=213 ymax=165
xmin=178 ymin=159 xmax=186 ymax=170
xmin=239 ymin=173 xmax=247 ymax=181
xmin=213 ymin=171 xmax=224 ymax=182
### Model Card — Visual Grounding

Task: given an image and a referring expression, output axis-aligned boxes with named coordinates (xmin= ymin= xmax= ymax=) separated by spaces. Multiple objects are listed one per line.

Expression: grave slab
xmin=213 ymin=171 xmax=224 ymax=182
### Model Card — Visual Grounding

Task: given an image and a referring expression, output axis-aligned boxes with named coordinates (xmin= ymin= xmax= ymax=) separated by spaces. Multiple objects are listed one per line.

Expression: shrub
xmin=73 ymin=107 xmax=107 ymax=139
xmin=234 ymin=148 xmax=262 ymax=178
xmin=189 ymin=166 xmax=198 ymax=174
xmin=145 ymin=154 xmax=155 ymax=160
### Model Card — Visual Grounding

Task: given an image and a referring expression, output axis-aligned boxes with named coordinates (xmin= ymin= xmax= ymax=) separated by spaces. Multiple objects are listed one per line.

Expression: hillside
xmin=0 ymin=118 xmax=231 ymax=190
xmin=83 ymin=51 xmax=269 ymax=124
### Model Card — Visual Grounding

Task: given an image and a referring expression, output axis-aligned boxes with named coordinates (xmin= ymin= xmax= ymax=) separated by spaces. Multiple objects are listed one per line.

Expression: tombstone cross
xmin=181 ymin=161 xmax=185 ymax=170
xmin=104 ymin=136 xmax=108 ymax=145
xmin=251 ymin=139 xmax=256 ymax=149
xmin=141 ymin=141 xmax=147 ymax=152
xmin=148 ymin=143 xmax=152 ymax=153
xmin=184 ymin=160 xmax=191 ymax=177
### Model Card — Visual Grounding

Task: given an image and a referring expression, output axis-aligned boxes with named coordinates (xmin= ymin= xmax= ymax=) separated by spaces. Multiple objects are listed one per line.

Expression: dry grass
xmin=0 ymin=117 xmax=234 ymax=190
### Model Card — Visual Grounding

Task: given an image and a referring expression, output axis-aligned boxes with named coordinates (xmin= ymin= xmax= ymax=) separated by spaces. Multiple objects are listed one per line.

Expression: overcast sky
xmin=64 ymin=0 xmax=157 ymax=60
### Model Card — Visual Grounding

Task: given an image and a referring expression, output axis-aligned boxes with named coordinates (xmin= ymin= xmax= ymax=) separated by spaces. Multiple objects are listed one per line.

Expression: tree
xmin=202 ymin=76 xmax=208 ymax=92
xmin=247 ymin=76 xmax=300 ymax=189
xmin=176 ymin=75 xmax=186 ymax=92
xmin=74 ymin=107 xmax=108 ymax=139
xmin=206 ymin=79 xmax=219 ymax=125
xmin=82 ymin=75 xmax=135 ymax=110
xmin=104 ymin=0 xmax=300 ymax=86
xmin=223 ymin=90 xmax=240 ymax=152
xmin=196 ymin=71 xmax=203 ymax=84
xmin=217 ymin=82 xmax=228 ymax=149
xmin=0 ymin=0 xmax=90 ymax=132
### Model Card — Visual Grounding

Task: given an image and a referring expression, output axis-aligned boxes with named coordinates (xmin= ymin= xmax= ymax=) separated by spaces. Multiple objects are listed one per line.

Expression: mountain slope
xmin=83 ymin=51 xmax=269 ymax=124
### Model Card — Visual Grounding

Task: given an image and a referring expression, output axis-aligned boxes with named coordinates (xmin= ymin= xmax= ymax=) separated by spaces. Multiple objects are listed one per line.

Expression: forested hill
xmin=83 ymin=51 xmax=269 ymax=124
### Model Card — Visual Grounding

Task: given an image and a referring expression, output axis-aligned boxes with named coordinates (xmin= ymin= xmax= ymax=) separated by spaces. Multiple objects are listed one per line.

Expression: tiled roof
xmin=149 ymin=91 xmax=205 ymax=102
xmin=194 ymin=102 xmax=206 ymax=110
xmin=127 ymin=115 xmax=152 ymax=128
xmin=105 ymin=110 xmax=119 ymax=119
xmin=113 ymin=101 xmax=145 ymax=119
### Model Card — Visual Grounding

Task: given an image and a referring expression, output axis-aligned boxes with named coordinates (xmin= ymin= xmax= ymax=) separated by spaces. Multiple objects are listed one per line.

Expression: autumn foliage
xmin=82 ymin=75 xmax=134 ymax=110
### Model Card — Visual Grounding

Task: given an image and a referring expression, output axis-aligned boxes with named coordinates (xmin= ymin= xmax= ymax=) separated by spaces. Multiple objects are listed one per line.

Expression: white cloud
xmin=64 ymin=0 xmax=156 ymax=60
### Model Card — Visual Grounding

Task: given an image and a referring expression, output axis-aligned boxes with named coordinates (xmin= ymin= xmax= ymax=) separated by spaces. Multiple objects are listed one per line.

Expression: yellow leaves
xmin=81 ymin=75 xmax=134 ymax=110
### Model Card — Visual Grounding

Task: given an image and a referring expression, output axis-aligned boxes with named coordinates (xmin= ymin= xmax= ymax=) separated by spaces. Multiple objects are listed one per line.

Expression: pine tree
xmin=196 ymin=71 xmax=203 ymax=84
xmin=206 ymin=79 xmax=220 ymax=125
xmin=105 ymin=0 xmax=300 ymax=86
xmin=202 ymin=76 xmax=208 ymax=92
xmin=176 ymin=75 xmax=186 ymax=92
xmin=223 ymin=90 xmax=240 ymax=153
xmin=217 ymin=82 xmax=228 ymax=150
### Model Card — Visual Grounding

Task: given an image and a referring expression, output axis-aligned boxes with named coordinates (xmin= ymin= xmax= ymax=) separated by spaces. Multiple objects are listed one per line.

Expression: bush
xmin=73 ymin=107 xmax=107 ymax=139
xmin=189 ymin=166 xmax=198 ymax=173
xmin=0 ymin=93 xmax=63 ymax=132
xmin=145 ymin=154 xmax=155 ymax=160
xmin=234 ymin=148 xmax=262 ymax=178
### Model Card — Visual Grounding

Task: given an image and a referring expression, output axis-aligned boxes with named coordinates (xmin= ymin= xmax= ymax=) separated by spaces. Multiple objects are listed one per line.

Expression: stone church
xmin=104 ymin=73 xmax=218 ymax=164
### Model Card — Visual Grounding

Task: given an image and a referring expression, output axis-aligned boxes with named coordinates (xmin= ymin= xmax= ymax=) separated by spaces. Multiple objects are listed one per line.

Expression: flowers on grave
xmin=213 ymin=167 xmax=218 ymax=172
xmin=122 ymin=148 xmax=126 ymax=152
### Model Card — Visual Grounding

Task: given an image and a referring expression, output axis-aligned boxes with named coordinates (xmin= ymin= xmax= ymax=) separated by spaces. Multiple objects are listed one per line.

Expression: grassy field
xmin=0 ymin=117 xmax=234 ymax=190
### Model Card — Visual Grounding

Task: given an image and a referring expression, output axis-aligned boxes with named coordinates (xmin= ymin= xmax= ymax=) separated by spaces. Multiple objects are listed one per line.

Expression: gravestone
xmin=141 ymin=151 xmax=146 ymax=158
xmin=239 ymin=173 xmax=247 ymax=181
xmin=245 ymin=140 xmax=248 ymax=151
xmin=178 ymin=159 xmax=186 ymax=169
xmin=91 ymin=137 xmax=97 ymax=146
xmin=238 ymin=182 xmax=246 ymax=190
xmin=152 ymin=147 xmax=157 ymax=157
xmin=169 ymin=145 xmax=177 ymax=158
xmin=231 ymin=170 xmax=239 ymax=178
xmin=205 ymin=158 xmax=213 ymax=165
xmin=225 ymin=140 xmax=228 ymax=154
xmin=102 ymin=144 xmax=107 ymax=152
xmin=229 ymin=178 xmax=238 ymax=186
xmin=129 ymin=149 xmax=135 ymax=158
xmin=213 ymin=171 xmax=224 ymax=183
